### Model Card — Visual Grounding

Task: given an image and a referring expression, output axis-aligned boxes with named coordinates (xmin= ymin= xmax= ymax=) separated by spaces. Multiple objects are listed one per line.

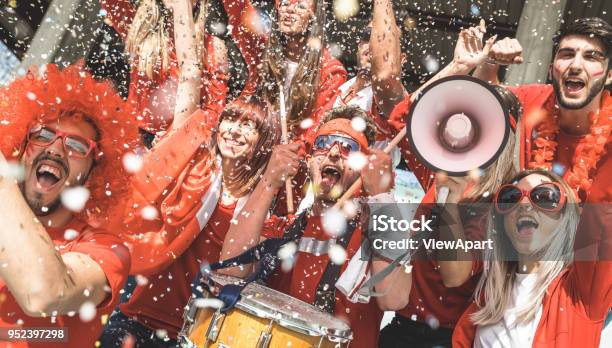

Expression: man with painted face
xmin=473 ymin=17 xmax=612 ymax=203
xmin=0 ymin=64 xmax=136 ymax=347
xmin=220 ymin=106 xmax=412 ymax=347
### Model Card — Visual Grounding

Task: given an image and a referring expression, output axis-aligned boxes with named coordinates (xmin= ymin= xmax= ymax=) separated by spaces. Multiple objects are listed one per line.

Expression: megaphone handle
xmin=437 ymin=186 xmax=449 ymax=205
xmin=333 ymin=127 xmax=407 ymax=209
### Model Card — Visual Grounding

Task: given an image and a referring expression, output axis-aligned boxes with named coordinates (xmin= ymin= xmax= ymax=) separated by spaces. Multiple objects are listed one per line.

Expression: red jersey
xmin=221 ymin=0 xmax=347 ymax=141
xmin=120 ymin=201 xmax=235 ymax=338
xmin=453 ymin=203 xmax=612 ymax=347
xmin=262 ymin=215 xmax=384 ymax=348
xmin=508 ymin=84 xmax=611 ymax=201
xmin=0 ymin=219 xmax=130 ymax=348
xmin=99 ymin=0 xmax=229 ymax=133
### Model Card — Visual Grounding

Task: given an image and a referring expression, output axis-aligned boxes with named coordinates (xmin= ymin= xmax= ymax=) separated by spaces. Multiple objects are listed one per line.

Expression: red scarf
xmin=529 ymin=91 xmax=612 ymax=201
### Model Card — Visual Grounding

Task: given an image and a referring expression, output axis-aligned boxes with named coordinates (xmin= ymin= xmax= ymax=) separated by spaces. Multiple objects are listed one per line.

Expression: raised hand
xmin=453 ymin=19 xmax=497 ymax=70
xmin=487 ymin=37 xmax=524 ymax=65
xmin=262 ymin=143 xmax=302 ymax=190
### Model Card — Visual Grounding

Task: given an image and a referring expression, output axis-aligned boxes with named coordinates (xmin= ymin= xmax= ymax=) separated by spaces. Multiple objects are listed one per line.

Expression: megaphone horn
xmin=408 ymin=75 xmax=511 ymax=177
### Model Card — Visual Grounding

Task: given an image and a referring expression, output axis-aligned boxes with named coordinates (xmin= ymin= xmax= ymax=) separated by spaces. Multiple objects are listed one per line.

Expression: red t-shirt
xmin=397 ymin=188 xmax=487 ymax=328
xmin=0 ymin=219 xmax=130 ymax=348
xmin=262 ymin=215 xmax=383 ymax=348
xmin=120 ymin=201 xmax=235 ymax=339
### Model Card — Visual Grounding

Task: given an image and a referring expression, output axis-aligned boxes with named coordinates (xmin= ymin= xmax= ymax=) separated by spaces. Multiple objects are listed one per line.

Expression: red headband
xmin=314 ymin=118 xmax=370 ymax=151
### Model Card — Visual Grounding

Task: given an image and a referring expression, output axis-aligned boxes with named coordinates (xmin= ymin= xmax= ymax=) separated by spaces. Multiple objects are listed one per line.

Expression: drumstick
xmin=279 ymin=88 xmax=294 ymax=213
xmin=333 ymin=127 xmax=407 ymax=210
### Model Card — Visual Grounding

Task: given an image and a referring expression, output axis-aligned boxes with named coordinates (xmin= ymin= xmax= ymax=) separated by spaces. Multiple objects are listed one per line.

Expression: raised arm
xmin=172 ymin=0 xmax=203 ymax=129
xmin=472 ymin=37 xmax=523 ymax=85
xmin=370 ymin=0 xmax=406 ymax=117
xmin=0 ymin=155 xmax=110 ymax=316
xmin=99 ymin=0 xmax=136 ymax=39
xmin=219 ymin=143 xmax=301 ymax=277
xmin=222 ymin=0 xmax=267 ymax=95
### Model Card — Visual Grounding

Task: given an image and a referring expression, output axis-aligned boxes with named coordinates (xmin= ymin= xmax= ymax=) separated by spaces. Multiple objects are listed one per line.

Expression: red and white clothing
xmin=262 ymin=214 xmax=384 ymax=348
xmin=115 ymin=109 xmax=245 ymax=338
xmin=454 ymin=204 xmax=612 ymax=347
xmin=508 ymin=85 xmax=612 ymax=201
xmin=99 ymin=0 xmax=229 ymax=133
xmin=0 ymin=219 xmax=130 ymax=348
xmin=221 ymin=0 xmax=347 ymax=141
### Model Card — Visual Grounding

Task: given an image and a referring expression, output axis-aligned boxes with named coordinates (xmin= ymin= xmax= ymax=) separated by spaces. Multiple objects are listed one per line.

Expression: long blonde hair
xmin=464 ymin=86 xmax=523 ymax=202
xmin=471 ymin=170 xmax=580 ymax=326
xmin=126 ymin=0 xmax=208 ymax=80
xmin=257 ymin=0 xmax=326 ymax=131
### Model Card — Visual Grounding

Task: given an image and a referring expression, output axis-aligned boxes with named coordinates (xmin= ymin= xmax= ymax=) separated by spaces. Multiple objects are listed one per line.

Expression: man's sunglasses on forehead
xmin=313 ymin=134 xmax=362 ymax=157
xmin=27 ymin=124 xmax=98 ymax=159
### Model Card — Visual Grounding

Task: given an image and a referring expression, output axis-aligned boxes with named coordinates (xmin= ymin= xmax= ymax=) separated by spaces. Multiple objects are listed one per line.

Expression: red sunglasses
xmin=494 ymin=182 xmax=567 ymax=214
xmin=313 ymin=134 xmax=362 ymax=158
xmin=27 ymin=124 xmax=98 ymax=159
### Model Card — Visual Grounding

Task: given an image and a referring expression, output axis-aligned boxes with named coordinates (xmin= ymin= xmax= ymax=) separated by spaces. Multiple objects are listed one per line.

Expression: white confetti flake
xmin=322 ymin=208 xmax=346 ymax=238
xmin=300 ymin=118 xmax=314 ymax=130
xmin=351 ymin=116 xmax=366 ymax=132
xmin=140 ymin=205 xmax=159 ymax=220
xmin=135 ymin=274 xmax=148 ymax=286
xmin=328 ymin=244 xmax=347 ymax=265
xmin=333 ymin=0 xmax=359 ymax=22
xmin=341 ymin=199 xmax=358 ymax=219
xmin=155 ymin=329 xmax=168 ymax=339
xmin=328 ymin=42 xmax=343 ymax=59
xmin=61 ymin=186 xmax=90 ymax=212
xmin=63 ymin=229 xmax=79 ymax=241
xmin=347 ymin=151 xmax=367 ymax=171
xmin=426 ymin=315 xmax=440 ymax=329
xmin=278 ymin=241 xmax=297 ymax=260
xmin=122 ymin=152 xmax=143 ymax=173
xmin=193 ymin=298 xmax=224 ymax=310
xmin=26 ymin=92 xmax=37 ymax=101
xmin=423 ymin=55 xmax=440 ymax=73
xmin=210 ymin=21 xmax=227 ymax=35
xmin=0 ymin=161 xmax=24 ymax=181
xmin=78 ymin=301 xmax=96 ymax=322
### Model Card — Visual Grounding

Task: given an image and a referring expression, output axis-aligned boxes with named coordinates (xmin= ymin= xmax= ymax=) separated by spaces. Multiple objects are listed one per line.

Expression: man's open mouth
xmin=320 ymin=164 xmax=342 ymax=188
xmin=564 ymin=77 xmax=586 ymax=94
xmin=35 ymin=162 xmax=65 ymax=190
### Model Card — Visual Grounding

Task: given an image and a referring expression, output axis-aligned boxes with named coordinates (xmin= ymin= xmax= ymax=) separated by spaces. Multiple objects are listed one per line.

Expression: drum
xmin=179 ymin=272 xmax=353 ymax=348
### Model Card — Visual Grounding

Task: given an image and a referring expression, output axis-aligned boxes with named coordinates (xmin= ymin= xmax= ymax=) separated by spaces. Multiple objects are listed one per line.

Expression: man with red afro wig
xmin=0 ymin=64 xmax=138 ymax=347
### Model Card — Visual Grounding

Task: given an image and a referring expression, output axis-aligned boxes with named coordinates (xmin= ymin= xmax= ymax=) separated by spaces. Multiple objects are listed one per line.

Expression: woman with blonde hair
xmin=99 ymin=0 xmax=229 ymax=138
xmin=380 ymin=85 xmax=522 ymax=348
xmin=454 ymin=170 xmax=611 ymax=347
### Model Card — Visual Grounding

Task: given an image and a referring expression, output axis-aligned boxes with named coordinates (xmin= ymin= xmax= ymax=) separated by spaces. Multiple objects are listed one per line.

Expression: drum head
xmin=203 ymin=272 xmax=353 ymax=342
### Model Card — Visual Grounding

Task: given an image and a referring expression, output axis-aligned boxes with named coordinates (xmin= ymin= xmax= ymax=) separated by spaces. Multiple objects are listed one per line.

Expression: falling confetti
xmin=135 ymin=274 xmax=149 ymax=286
xmin=0 ymin=161 xmax=24 ymax=181
xmin=423 ymin=55 xmax=440 ymax=73
xmin=63 ymin=229 xmax=79 ymax=241
xmin=328 ymin=244 xmax=347 ymax=265
xmin=122 ymin=152 xmax=143 ymax=173
xmin=78 ymin=301 xmax=96 ymax=322
xmin=333 ymin=0 xmax=360 ymax=22
xmin=322 ymin=208 xmax=347 ymax=238
xmin=141 ymin=205 xmax=159 ymax=220
xmin=300 ymin=118 xmax=314 ymax=130
xmin=347 ymin=151 xmax=367 ymax=171
xmin=278 ymin=241 xmax=297 ymax=260
xmin=351 ymin=116 xmax=366 ymax=132
xmin=61 ymin=186 xmax=90 ymax=212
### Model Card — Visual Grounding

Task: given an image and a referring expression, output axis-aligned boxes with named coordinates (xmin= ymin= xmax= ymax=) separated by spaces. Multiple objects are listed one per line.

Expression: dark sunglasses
xmin=27 ymin=124 xmax=98 ymax=158
xmin=495 ymin=182 xmax=567 ymax=214
xmin=313 ymin=134 xmax=361 ymax=157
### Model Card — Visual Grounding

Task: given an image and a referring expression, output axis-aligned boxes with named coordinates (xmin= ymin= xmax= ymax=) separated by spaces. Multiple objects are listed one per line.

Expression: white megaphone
xmin=334 ymin=76 xmax=512 ymax=209
xmin=407 ymin=76 xmax=511 ymax=203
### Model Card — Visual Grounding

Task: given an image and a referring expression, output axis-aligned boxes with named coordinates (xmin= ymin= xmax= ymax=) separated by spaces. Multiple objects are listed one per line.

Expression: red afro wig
xmin=0 ymin=63 xmax=140 ymax=225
